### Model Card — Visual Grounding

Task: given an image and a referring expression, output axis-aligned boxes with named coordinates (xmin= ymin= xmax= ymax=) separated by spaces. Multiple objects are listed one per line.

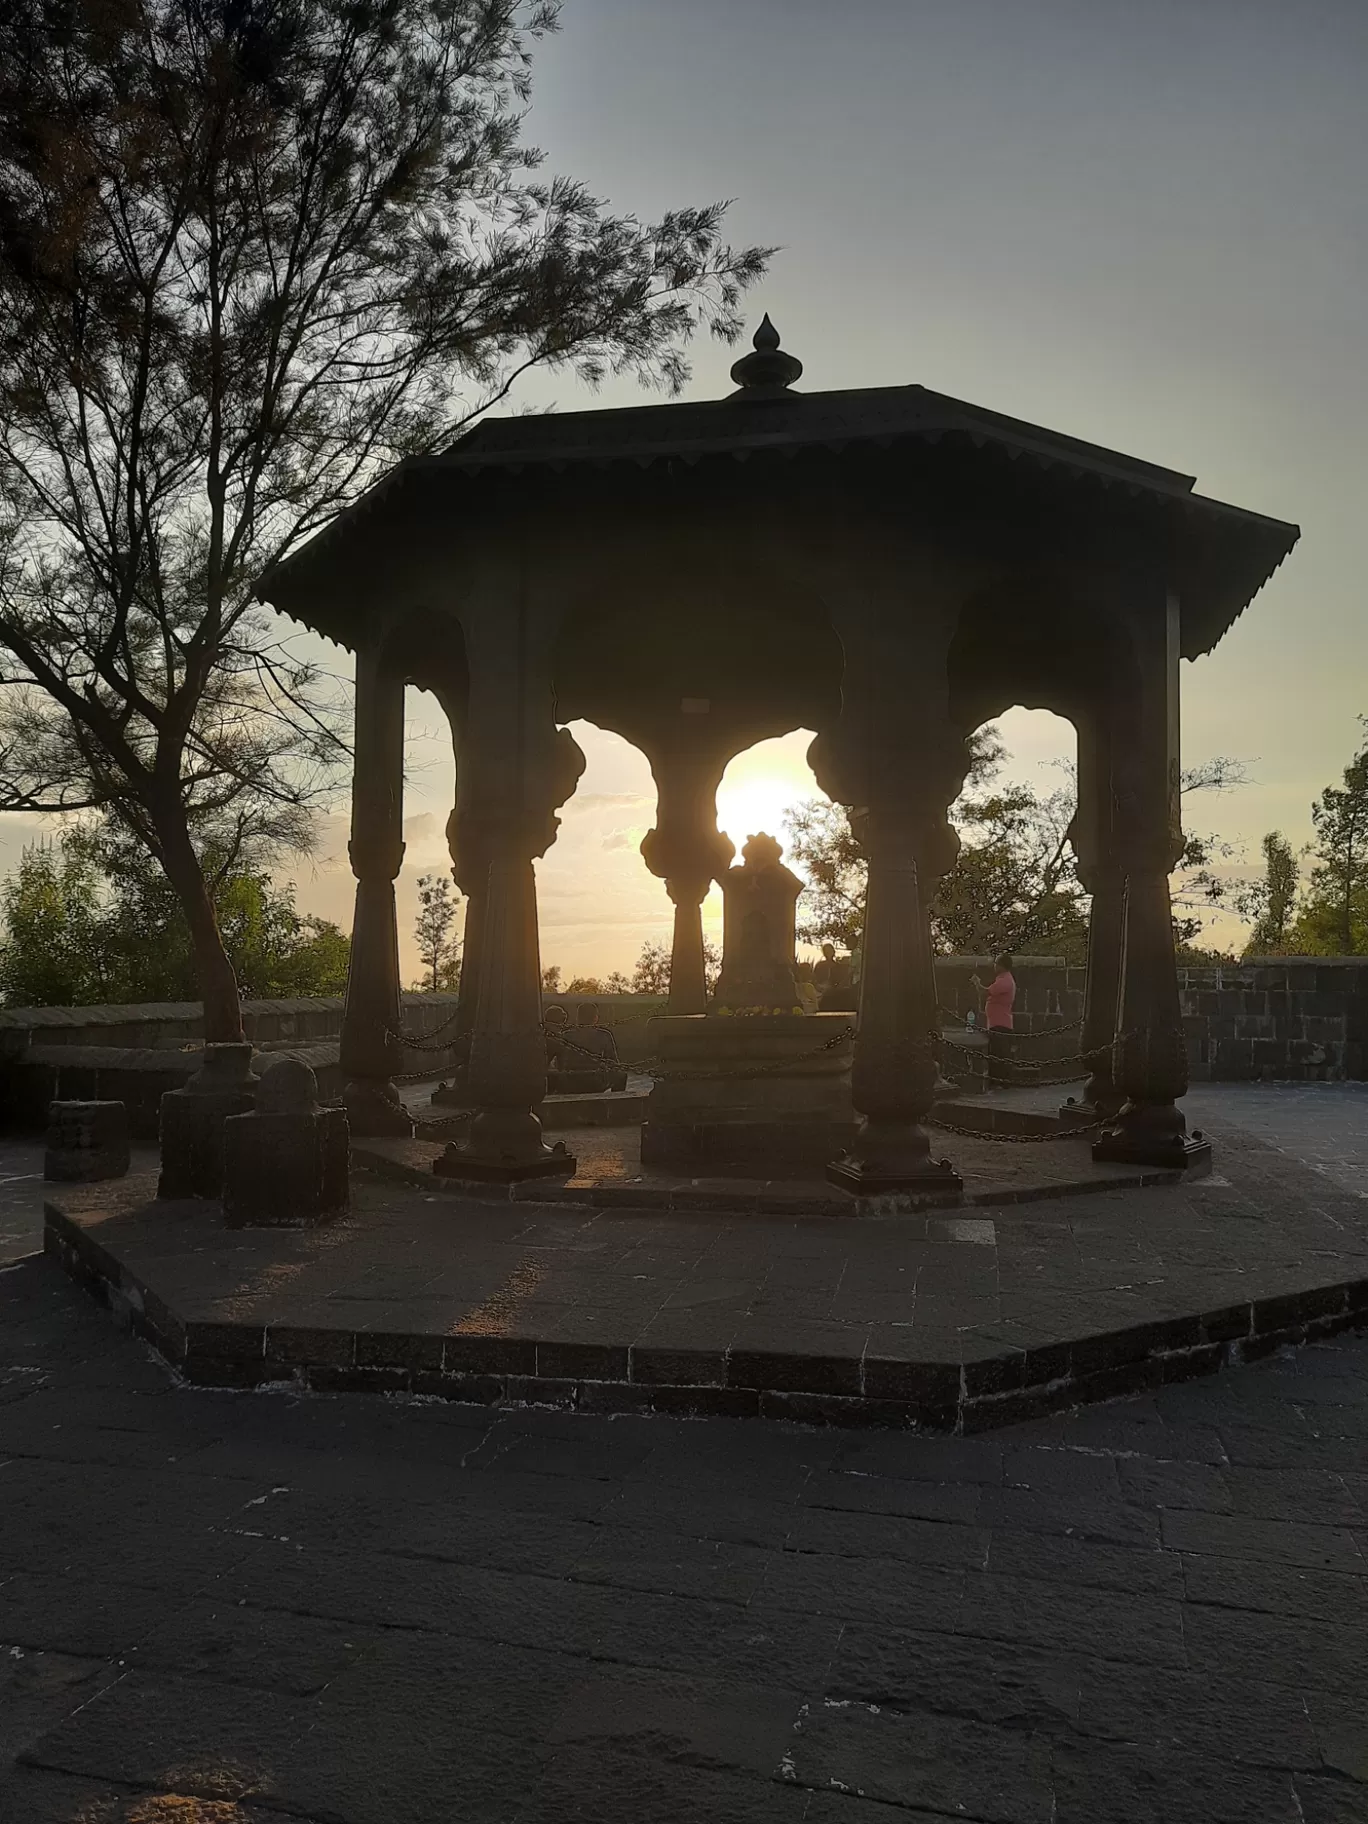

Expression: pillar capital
xmin=347 ymin=836 xmax=405 ymax=883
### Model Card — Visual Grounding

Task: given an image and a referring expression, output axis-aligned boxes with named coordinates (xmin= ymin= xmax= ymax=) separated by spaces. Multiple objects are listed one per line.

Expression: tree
xmin=783 ymin=799 xmax=865 ymax=954
xmin=629 ymin=942 xmax=670 ymax=997
xmin=603 ymin=970 xmax=631 ymax=995
xmin=783 ymin=739 xmax=1245 ymax=960
xmin=1285 ymin=730 xmax=1368 ymax=955
xmin=413 ymin=874 xmax=461 ymax=993
xmin=0 ymin=838 xmax=113 ymax=1004
xmin=1237 ymin=831 xmax=1301 ymax=955
xmin=0 ymin=822 xmax=349 ymax=1005
xmin=629 ymin=935 xmax=720 ymax=996
xmin=566 ymin=975 xmax=603 ymax=994
xmin=932 ymin=779 xmax=1087 ymax=958
xmin=0 ymin=0 xmax=769 ymax=1041
xmin=541 ymin=964 xmax=563 ymax=993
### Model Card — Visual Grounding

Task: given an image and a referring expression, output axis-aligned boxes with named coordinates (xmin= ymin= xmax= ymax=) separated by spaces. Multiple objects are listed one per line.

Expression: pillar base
xmin=434 ymin=1140 xmax=576 ymax=1184
xmin=826 ymin=1122 xmax=962 ymax=1201
xmin=1092 ymin=1102 xmax=1211 ymax=1172
xmin=342 ymin=1079 xmax=414 ymax=1139
xmin=1056 ymin=1095 xmax=1114 ymax=1128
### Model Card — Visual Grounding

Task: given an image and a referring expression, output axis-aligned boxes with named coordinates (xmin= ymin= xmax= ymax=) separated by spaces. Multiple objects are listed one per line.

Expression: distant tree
xmin=932 ymin=779 xmax=1087 ymax=958
xmin=413 ymin=875 xmax=461 ymax=993
xmin=0 ymin=824 xmax=348 ymax=1005
xmin=0 ymin=839 xmax=112 ymax=1005
xmin=627 ymin=935 xmax=723 ymax=997
xmin=541 ymin=964 xmax=563 ymax=993
xmin=630 ymin=942 xmax=671 ymax=996
xmin=0 ymin=0 xmax=770 ymax=1041
xmin=783 ymin=741 xmax=1244 ymax=960
xmin=566 ymin=975 xmax=604 ymax=994
xmin=703 ymin=937 xmax=723 ymax=995
xmin=1236 ymin=832 xmax=1301 ymax=955
xmin=1285 ymin=729 xmax=1368 ymax=955
xmin=604 ymin=970 xmax=631 ymax=995
xmin=783 ymin=799 xmax=865 ymax=954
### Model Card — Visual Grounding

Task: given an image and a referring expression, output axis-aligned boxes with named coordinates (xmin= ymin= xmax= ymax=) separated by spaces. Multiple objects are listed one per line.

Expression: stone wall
xmin=1177 ymin=959 xmax=1368 ymax=1082
xmin=933 ymin=954 xmax=1368 ymax=1082
xmin=0 ymin=994 xmax=464 ymax=1069
xmin=0 ymin=995 xmax=467 ymax=1135
xmin=3 ymin=961 xmax=1367 ymax=1134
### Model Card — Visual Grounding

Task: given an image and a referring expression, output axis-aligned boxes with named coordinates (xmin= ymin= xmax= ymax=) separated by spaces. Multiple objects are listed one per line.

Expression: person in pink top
xmin=972 ymin=952 xmax=1017 ymax=1031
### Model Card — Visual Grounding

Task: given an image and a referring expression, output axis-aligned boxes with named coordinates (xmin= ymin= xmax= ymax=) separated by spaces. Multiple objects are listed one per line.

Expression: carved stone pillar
xmin=339 ymin=647 xmax=413 ymax=1137
xmin=811 ymin=613 xmax=967 ymax=1199
xmin=445 ymin=802 xmax=490 ymax=1047
xmin=1092 ymin=588 xmax=1209 ymax=1170
xmin=1075 ymin=863 xmax=1126 ymax=1116
xmin=436 ymin=683 xmax=585 ymax=1182
xmin=825 ymin=803 xmax=961 ymax=1196
xmin=1068 ymin=716 xmax=1125 ymax=1118
xmin=639 ymin=748 xmax=735 ymax=1016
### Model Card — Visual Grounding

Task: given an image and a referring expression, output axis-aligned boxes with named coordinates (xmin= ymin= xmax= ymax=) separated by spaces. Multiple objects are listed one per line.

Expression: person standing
xmin=811 ymin=942 xmax=837 ymax=999
xmin=971 ymin=952 xmax=1017 ymax=1031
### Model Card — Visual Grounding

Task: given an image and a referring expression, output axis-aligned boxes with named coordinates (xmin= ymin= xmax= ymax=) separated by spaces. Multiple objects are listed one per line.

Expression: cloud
xmin=602 ymin=831 xmax=640 ymax=851
xmin=562 ymin=792 xmax=652 ymax=815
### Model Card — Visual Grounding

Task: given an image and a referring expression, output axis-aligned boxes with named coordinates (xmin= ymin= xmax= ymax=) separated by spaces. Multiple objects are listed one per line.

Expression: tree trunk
xmin=154 ymin=811 xmax=245 ymax=1042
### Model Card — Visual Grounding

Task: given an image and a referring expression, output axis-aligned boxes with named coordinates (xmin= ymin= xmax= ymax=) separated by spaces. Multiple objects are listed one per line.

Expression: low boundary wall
xmin=934 ymin=956 xmax=1368 ymax=1082
xmin=3 ymin=960 xmax=1366 ymax=1137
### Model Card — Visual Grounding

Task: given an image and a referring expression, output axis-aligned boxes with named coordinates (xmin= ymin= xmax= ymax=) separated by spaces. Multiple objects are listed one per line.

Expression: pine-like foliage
xmin=0 ymin=0 xmax=768 ymax=1035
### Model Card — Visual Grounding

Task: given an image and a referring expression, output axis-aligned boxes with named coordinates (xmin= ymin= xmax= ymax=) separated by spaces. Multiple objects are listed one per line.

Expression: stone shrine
xmin=222 ymin=1058 xmax=350 ymax=1228
xmin=44 ymin=1100 xmax=129 ymax=1184
xmin=257 ymin=315 xmax=1299 ymax=1195
xmin=712 ymin=833 xmax=804 ymax=1013
xmin=158 ymin=1043 xmax=258 ymax=1199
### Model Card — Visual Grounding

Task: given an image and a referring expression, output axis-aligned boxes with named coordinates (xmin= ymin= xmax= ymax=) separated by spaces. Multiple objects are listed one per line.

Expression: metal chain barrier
xmin=384 ymin=1004 xmax=466 ymax=1051
xmin=925 ymin=1111 xmax=1102 ymax=1144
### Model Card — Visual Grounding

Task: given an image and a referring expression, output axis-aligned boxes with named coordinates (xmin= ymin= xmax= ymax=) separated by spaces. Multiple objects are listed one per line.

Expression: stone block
xmin=1209 ymin=1039 xmax=1258 ymax=1082
xmin=1298 ymin=1015 xmax=1343 ymax=1042
xmin=1234 ymin=1015 xmax=1275 ymax=1038
xmin=642 ymin=1012 xmax=855 ymax=1171
xmin=43 ymin=1099 xmax=130 ymax=1182
xmin=222 ymin=1058 xmax=349 ymax=1228
xmin=158 ymin=1043 xmax=258 ymax=1199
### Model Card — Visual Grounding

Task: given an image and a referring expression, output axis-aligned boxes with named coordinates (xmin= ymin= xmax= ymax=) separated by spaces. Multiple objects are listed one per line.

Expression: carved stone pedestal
xmin=45 ymin=1100 xmax=130 ymax=1183
xmin=223 ymin=1060 xmax=350 ymax=1228
xmin=435 ymin=1114 xmax=576 ymax=1185
xmin=826 ymin=1130 xmax=961 ymax=1201
xmin=1092 ymin=1104 xmax=1211 ymax=1171
xmin=642 ymin=1013 xmax=855 ymax=1174
xmin=159 ymin=1044 xmax=258 ymax=1199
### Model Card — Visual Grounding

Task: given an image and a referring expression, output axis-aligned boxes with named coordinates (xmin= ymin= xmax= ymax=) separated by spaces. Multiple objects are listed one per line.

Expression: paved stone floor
xmin=43 ymin=1085 xmax=1368 ymax=1427
xmin=0 ymin=1141 xmax=44 ymax=1265
xmin=2 ymin=1248 xmax=1366 ymax=1821
xmin=4 ymin=1088 xmax=1368 ymax=1820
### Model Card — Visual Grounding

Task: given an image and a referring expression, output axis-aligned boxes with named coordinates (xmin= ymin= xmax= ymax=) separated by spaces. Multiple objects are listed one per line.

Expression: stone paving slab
xmin=43 ymin=1105 xmax=1368 ymax=1432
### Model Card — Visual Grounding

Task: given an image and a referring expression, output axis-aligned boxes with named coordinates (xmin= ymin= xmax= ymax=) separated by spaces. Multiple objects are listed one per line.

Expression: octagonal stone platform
xmin=44 ymin=1102 xmax=1368 ymax=1433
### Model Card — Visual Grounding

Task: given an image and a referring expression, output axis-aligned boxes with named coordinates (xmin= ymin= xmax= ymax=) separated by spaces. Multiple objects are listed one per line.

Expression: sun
xmin=715 ymin=731 xmax=824 ymax=865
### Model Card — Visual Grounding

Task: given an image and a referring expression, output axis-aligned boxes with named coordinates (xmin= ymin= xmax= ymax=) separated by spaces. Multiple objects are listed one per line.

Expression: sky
xmin=5 ymin=0 xmax=1366 ymax=982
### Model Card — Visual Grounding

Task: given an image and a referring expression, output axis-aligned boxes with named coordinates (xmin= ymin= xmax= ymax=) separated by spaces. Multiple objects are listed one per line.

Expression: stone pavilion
xmin=257 ymin=318 xmax=1298 ymax=1195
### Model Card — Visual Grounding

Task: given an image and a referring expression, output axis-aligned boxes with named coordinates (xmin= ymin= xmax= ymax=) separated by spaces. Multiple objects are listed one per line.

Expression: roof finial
xmin=729 ymin=314 xmax=803 ymax=395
